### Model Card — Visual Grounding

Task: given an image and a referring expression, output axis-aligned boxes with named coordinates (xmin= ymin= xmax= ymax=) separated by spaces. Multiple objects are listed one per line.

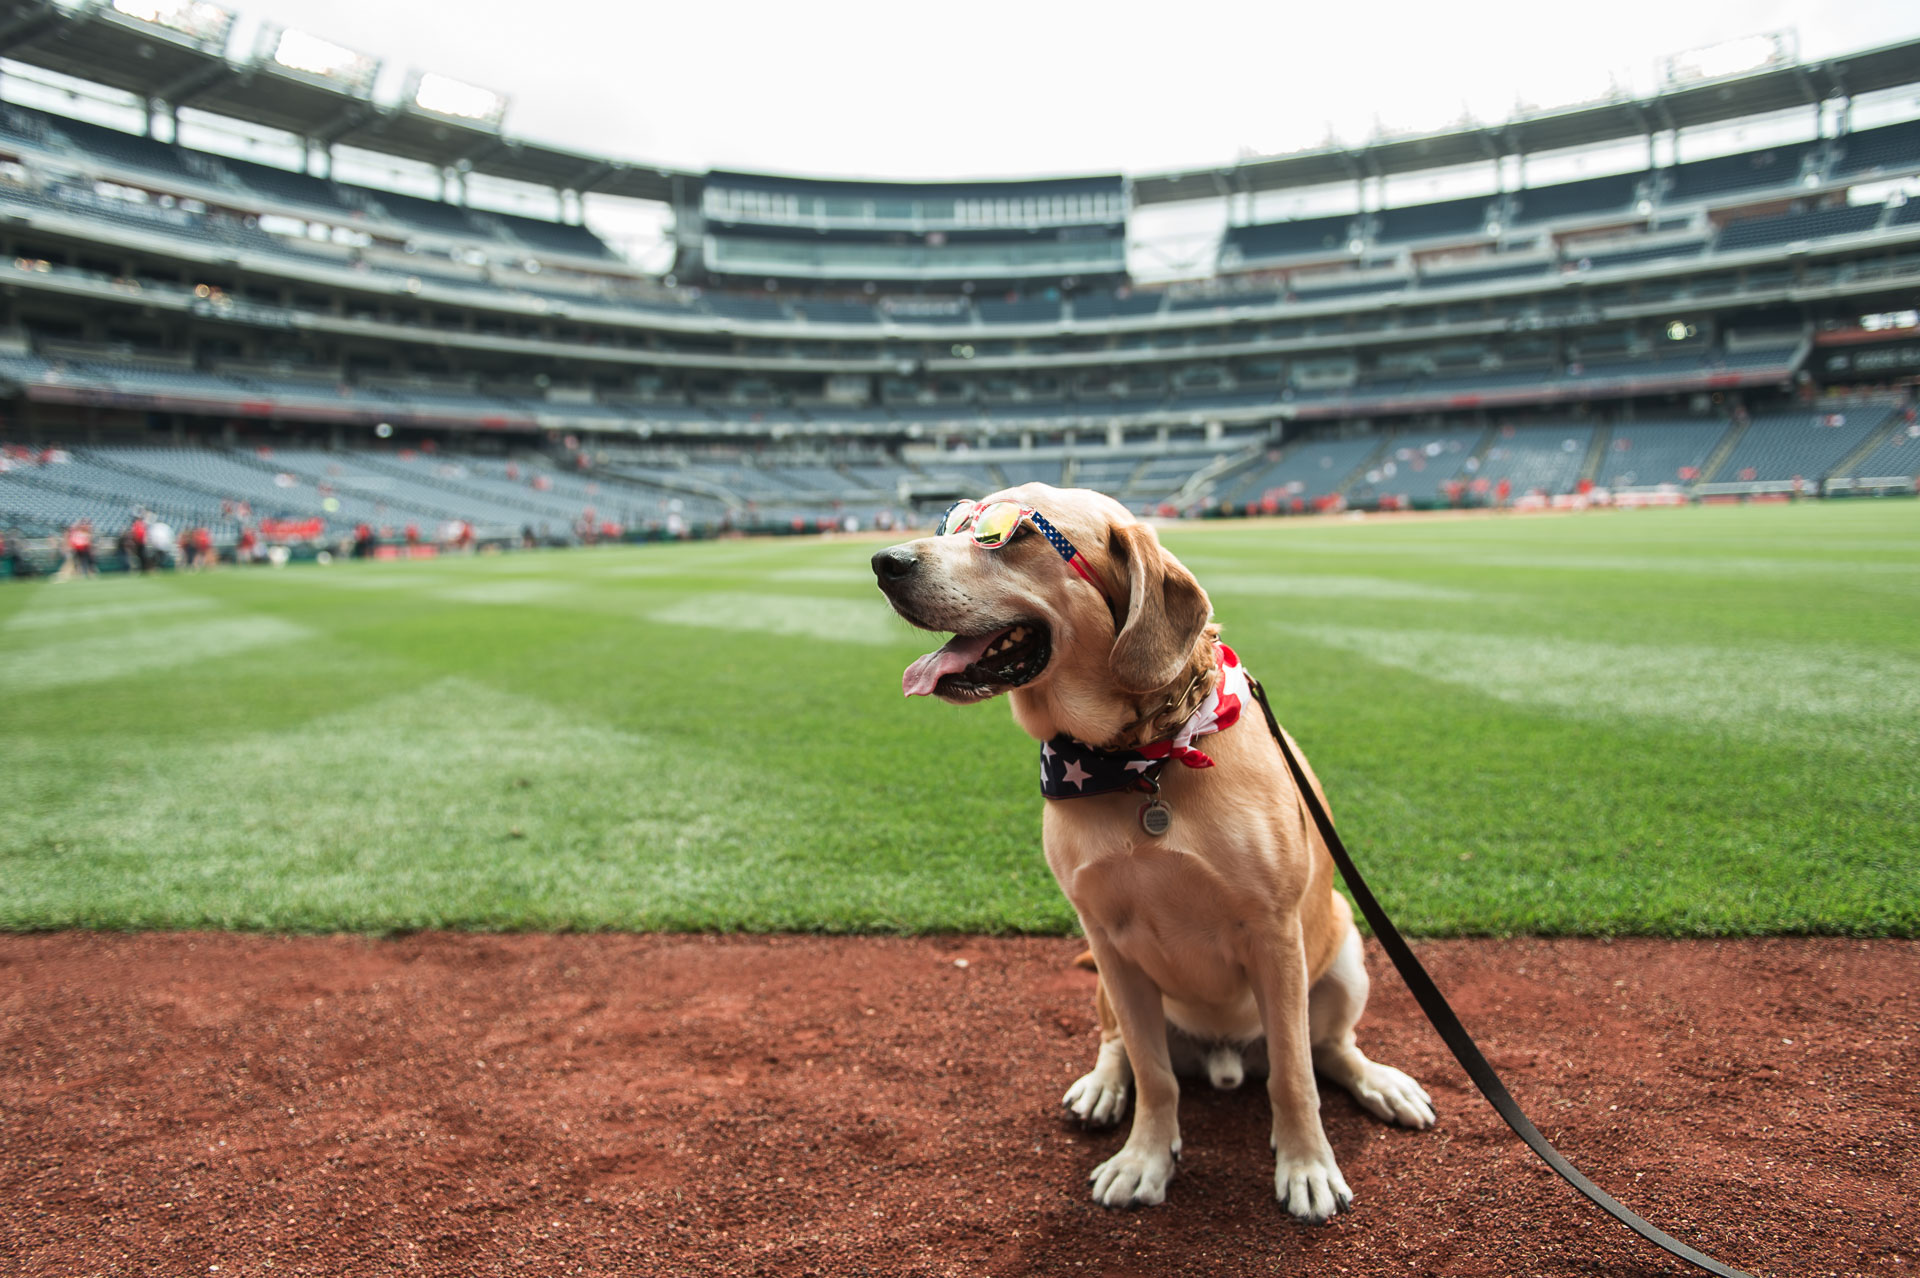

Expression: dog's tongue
xmin=902 ymin=630 xmax=1001 ymax=697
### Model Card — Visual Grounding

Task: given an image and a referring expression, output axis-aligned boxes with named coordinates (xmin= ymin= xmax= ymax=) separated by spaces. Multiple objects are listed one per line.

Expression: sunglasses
xmin=937 ymin=499 xmax=1100 ymax=587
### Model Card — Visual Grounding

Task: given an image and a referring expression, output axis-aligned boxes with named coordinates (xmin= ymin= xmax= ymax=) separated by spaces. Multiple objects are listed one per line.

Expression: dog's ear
xmin=1107 ymin=521 xmax=1212 ymax=694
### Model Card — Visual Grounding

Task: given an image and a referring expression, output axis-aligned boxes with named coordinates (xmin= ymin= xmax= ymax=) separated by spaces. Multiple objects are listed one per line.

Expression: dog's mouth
xmin=901 ymin=620 xmax=1052 ymax=702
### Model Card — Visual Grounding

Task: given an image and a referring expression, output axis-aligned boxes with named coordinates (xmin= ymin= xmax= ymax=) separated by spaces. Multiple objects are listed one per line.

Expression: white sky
xmin=221 ymin=0 xmax=1920 ymax=182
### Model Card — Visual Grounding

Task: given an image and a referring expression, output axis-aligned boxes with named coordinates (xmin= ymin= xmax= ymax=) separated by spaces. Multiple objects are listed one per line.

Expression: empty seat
xmin=1716 ymin=205 xmax=1883 ymax=251
xmin=1514 ymin=172 xmax=1645 ymax=224
xmin=1596 ymin=420 xmax=1731 ymax=488
xmin=1375 ymin=196 xmax=1491 ymax=243
xmin=1666 ymin=141 xmax=1815 ymax=202
xmin=1222 ymin=214 xmax=1355 ymax=263
xmin=1832 ymin=120 xmax=1920 ymax=178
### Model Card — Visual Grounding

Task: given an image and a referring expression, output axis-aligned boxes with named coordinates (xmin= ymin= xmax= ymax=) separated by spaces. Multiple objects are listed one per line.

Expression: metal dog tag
xmin=1139 ymin=798 xmax=1173 ymax=837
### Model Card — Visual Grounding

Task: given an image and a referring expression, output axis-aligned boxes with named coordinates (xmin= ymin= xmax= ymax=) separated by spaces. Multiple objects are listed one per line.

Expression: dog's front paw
xmin=1063 ymin=1069 xmax=1130 ymax=1126
xmin=1274 ymin=1148 xmax=1352 ymax=1223
xmin=1351 ymin=1062 xmax=1435 ymax=1129
xmin=1089 ymin=1144 xmax=1175 ymax=1208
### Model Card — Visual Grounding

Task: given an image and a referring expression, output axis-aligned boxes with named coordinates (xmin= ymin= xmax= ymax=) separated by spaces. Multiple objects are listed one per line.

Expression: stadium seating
xmin=492 ymin=212 xmax=614 ymax=259
xmin=1124 ymin=453 xmax=1217 ymax=503
xmin=1420 ymin=259 xmax=1550 ymax=290
xmin=1832 ymin=119 xmax=1920 ymax=178
xmin=220 ymin=155 xmax=360 ymax=214
xmin=1225 ymin=435 xmax=1383 ymax=508
xmin=1472 ymin=424 xmax=1595 ymax=496
xmin=1375 ymin=196 xmax=1493 ymax=243
xmin=1832 ymin=418 xmax=1920 ymax=481
xmin=1665 ymin=141 xmax=1816 ymax=202
xmin=1345 ymin=428 xmax=1485 ymax=505
xmin=1716 ymin=205 xmax=1884 ymax=251
xmin=701 ymin=294 xmax=792 ymax=322
xmin=978 ymin=298 xmax=1062 ymax=324
xmin=1709 ymin=404 xmax=1901 ymax=485
xmin=1594 ymin=420 xmax=1732 ymax=489
xmin=1573 ymin=239 xmax=1707 ymax=270
xmin=45 ymin=115 xmax=199 ymax=180
xmin=1072 ymin=292 xmax=1167 ymax=320
xmin=1222 ymin=215 xmax=1355 ymax=263
xmin=1513 ymin=172 xmax=1645 ymax=224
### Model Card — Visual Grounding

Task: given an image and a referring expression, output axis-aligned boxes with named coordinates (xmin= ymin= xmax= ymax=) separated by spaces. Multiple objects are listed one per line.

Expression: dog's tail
xmin=1072 ymin=949 xmax=1097 ymax=971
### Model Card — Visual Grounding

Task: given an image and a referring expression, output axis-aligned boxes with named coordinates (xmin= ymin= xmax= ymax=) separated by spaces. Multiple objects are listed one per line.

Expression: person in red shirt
xmin=65 ymin=520 xmax=96 ymax=577
xmin=1494 ymin=477 xmax=1512 ymax=508
xmin=128 ymin=512 xmax=149 ymax=573
xmin=189 ymin=526 xmax=214 ymax=571
xmin=237 ymin=524 xmax=258 ymax=565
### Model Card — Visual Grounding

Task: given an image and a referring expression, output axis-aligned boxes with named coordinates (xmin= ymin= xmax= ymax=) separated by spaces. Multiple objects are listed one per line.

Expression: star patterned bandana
xmin=1039 ymin=643 xmax=1250 ymax=799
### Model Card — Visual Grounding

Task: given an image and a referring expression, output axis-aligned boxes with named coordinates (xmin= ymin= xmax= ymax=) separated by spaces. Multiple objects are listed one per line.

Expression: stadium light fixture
xmin=266 ymin=25 xmax=379 ymax=95
xmin=110 ymin=0 xmax=234 ymax=45
xmin=409 ymin=71 xmax=509 ymax=127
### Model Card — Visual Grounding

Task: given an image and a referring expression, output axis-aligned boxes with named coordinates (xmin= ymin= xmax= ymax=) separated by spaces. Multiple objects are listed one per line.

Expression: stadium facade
xmin=1 ymin=0 xmax=1918 ymax=554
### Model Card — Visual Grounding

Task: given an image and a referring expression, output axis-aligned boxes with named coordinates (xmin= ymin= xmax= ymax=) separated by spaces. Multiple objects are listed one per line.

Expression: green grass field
xmin=3 ymin=501 xmax=1916 ymax=937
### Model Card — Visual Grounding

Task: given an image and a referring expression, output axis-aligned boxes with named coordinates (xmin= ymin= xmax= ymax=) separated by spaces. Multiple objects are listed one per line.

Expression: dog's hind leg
xmin=1063 ymin=976 xmax=1131 ymax=1126
xmin=1308 ymin=922 xmax=1435 ymax=1130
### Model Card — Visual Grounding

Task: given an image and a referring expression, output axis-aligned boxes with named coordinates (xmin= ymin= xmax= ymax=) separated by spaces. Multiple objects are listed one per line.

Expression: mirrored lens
xmin=937 ymin=500 xmax=976 ymax=537
xmin=970 ymin=502 xmax=1026 ymax=548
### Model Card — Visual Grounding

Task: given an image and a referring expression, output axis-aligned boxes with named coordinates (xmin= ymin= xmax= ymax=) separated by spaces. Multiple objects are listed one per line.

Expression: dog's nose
xmin=871 ymin=546 xmax=919 ymax=584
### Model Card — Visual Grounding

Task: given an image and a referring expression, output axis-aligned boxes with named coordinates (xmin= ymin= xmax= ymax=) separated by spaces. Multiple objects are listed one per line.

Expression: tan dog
xmin=874 ymin=484 xmax=1433 ymax=1220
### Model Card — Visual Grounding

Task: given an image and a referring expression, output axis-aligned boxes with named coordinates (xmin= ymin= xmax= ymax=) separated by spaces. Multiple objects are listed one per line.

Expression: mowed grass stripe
xmin=1 ymin=501 xmax=1915 ymax=936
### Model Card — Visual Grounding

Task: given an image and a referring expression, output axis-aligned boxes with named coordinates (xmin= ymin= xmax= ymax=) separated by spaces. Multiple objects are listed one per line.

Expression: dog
xmin=873 ymin=484 xmax=1433 ymax=1220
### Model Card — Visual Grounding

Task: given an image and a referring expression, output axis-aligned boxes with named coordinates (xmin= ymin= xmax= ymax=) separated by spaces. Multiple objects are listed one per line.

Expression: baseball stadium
xmin=1 ymin=1 xmax=1915 ymax=1273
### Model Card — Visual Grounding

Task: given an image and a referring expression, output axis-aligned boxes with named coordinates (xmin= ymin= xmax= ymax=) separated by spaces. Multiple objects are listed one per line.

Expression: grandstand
xmin=2 ymin=2 xmax=1919 ymax=562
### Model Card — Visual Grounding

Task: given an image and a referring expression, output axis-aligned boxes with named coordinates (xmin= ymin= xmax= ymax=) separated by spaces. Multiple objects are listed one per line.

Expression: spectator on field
xmin=187 ymin=526 xmax=214 ymax=571
xmin=521 ymin=524 xmax=536 ymax=550
xmin=64 ymin=519 xmax=97 ymax=578
xmin=127 ymin=511 xmax=151 ymax=573
xmin=352 ymin=522 xmax=375 ymax=559
xmin=236 ymin=524 xmax=258 ymax=565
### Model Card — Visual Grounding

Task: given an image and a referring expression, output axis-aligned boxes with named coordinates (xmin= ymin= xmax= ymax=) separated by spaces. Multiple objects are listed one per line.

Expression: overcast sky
xmin=222 ymin=0 xmax=1920 ymax=182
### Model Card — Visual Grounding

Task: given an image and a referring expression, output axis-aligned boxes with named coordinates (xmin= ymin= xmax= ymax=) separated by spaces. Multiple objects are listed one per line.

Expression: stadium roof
xmin=1 ymin=1 xmax=1917 ymax=208
xmin=0 ymin=0 xmax=696 ymax=200
xmin=1131 ymin=34 xmax=1920 ymax=204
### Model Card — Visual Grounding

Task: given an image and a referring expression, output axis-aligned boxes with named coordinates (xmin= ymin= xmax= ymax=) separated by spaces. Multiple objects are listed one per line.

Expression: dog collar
xmin=1040 ymin=643 xmax=1249 ymax=799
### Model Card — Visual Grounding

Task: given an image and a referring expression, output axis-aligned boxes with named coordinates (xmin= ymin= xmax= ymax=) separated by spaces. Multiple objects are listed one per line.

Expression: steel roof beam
xmin=153 ymin=60 xmax=238 ymax=110
xmin=0 ymin=2 xmax=76 ymax=55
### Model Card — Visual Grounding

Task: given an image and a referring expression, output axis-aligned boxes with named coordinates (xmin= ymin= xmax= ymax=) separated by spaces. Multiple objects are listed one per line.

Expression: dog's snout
xmin=871 ymin=546 xmax=919 ymax=585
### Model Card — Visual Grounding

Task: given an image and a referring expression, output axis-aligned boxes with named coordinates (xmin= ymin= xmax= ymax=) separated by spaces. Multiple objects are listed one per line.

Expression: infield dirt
xmin=3 ymin=934 xmax=1911 ymax=1277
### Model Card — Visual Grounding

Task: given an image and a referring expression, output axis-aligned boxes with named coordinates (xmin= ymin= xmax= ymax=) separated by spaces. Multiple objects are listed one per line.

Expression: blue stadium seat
xmin=1665 ymin=141 xmax=1816 ymax=202
xmin=1711 ymin=404 xmax=1899 ymax=484
xmin=1513 ymin=172 xmax=1645 ymax=224
xmin=1716 ymin=205 xmax=1884 ymax=251
xmin=1375 ymin=196 xmax=1492 ymax=243
xmin=1222 ymin=214 xmax=1355 ymax=262
xmin=1596 ymin=419 xmax=1732 ymax=489
xmin=1832 ymin=120 xmax=1920 ymax=178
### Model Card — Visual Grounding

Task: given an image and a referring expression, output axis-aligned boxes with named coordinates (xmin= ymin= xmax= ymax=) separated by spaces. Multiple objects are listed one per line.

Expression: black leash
xmin=1245 ymin=675 xmax=1751 ymax=1278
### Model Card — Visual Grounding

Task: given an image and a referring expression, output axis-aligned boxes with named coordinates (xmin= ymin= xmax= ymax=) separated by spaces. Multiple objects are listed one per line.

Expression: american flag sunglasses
xmin=936 ymin=499 xmax=1100 ymax=587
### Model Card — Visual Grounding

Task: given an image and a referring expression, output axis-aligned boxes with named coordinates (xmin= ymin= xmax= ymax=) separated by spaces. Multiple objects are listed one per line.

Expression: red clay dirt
xmin=1 ymin=933 xmax=1912 ymax=1278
